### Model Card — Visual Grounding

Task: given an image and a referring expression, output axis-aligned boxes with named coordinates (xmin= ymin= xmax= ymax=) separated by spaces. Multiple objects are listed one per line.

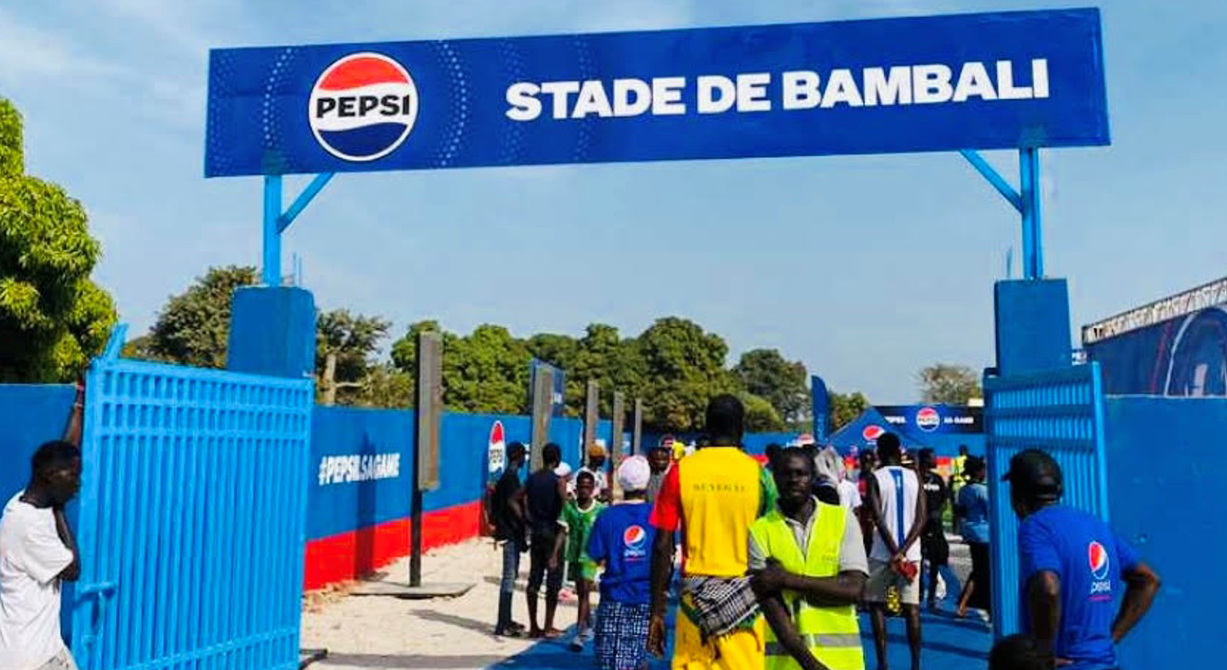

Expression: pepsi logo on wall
xmin=487 ymin=420 xmax=506 ymax=475
xmin=915 ymin=406 xmax=941 ymax=432
xmin=309 ymin=53 xmax=419 ymax=161
xmin=876 ymin=405 xmax=982 ymax=434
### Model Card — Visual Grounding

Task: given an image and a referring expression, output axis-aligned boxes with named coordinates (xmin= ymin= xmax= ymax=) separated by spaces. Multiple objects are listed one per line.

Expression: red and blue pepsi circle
xmin=915 ymin=406 xmax=941 ymax=432
xmin=309 ymin=52 xmax=419 ymax=162
xmin=862 ymin=424 xmax=885 ymax=442
xmin=623 ymin=525 xmax=647 ymax=551
xmin=1088 ymin=541 xmax=1110 ymax=580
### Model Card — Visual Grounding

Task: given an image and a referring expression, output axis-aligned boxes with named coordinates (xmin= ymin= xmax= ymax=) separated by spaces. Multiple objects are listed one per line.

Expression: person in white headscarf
xmin=814 ymin=446 xmax=861 ymax=513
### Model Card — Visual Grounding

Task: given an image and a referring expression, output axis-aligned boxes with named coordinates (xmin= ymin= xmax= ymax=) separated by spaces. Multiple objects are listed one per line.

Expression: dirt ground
xmin=301 ymin=538 xmax=577 ymax=670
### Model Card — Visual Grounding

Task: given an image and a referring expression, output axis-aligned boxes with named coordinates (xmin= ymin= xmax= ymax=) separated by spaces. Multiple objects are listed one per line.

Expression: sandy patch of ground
xmin=301 ymin=538 xmax=578 ymax=670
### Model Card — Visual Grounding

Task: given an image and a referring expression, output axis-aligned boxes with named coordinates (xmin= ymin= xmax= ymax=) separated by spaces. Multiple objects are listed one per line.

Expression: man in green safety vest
xmin=749 ymin=447 xmax=870 ymax=670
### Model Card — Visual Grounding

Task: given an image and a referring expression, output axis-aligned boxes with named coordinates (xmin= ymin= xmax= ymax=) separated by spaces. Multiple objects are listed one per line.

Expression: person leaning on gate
xmin=491 ymin=441 xmax=528 ymax=638
xmin=1 ymin=384 xmax=86 ymax=670
xmin=647 ymin=394 xmax=777 ymax=670
xmin=749 ymin=447 xmax=869 ymax=670
xmin=1004 ymin=449 xmax=1160 ymax=670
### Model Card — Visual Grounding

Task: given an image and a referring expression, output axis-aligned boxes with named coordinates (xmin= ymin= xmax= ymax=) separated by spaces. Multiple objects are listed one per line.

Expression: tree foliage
xmin=734 ymin=348 xmax=810 ymax=424
xmin=145 ymin=265 xmax=257 ymax=368
xmin=828 ymin=390 xmax=871 ymax=432
xmin=0 ymin=98 xmax=117 ymax=382
xmin=133 ymin=261 xmax=869 ymax=430
xmin=316 ymin=309 xmax=391 ymax=405
xmin=917 ymin=363 xmax=982 ymax=405
xmin=740 ymin=392 xmax=785 ymax=432
xmin=637 ymin=317 xmax=739 ymax=432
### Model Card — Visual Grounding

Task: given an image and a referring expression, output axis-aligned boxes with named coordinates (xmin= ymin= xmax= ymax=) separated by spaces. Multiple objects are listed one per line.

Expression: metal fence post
xmin=411 ymin=331 xmax=443 ymax=587
xmin=583 ymin=380 xmax=599 ymax=467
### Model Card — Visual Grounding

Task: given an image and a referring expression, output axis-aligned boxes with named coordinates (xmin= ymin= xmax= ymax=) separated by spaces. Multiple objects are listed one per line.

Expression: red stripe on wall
xmin=304 ymin=500 xmax=484 ymax=590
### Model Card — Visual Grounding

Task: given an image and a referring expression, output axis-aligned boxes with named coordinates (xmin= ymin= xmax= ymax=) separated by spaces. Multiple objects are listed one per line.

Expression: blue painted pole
xmin=262 ymin=175 xmax=283 ymax=286
xmin=1019 ymin=148 xmax=1043 ymax=278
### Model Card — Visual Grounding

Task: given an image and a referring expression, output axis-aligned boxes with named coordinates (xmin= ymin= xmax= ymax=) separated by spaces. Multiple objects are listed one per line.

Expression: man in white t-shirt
xmin=863 ymin=432 xmax=926 ymax=670
xmin=0 ymin=440 xmax=83 ymax=670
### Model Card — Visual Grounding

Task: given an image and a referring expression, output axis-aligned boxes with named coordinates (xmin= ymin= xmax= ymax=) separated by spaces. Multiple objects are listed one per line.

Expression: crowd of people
xmin=0 ymin=391 xmax=1161 ymax=670
xmin=486 ymin=394 xmax=1162 ymax=670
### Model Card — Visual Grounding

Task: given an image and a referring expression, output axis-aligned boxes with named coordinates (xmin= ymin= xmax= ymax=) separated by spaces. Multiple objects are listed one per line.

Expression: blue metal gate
xmin=983 ymin=362 xmax=1110 ymax=639
xmin=71 ymin=352 xmax=313 ymax=670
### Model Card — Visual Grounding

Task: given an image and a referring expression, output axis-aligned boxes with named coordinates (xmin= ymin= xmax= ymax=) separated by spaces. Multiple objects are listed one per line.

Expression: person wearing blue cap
xmin=1005 ymin=449 xmax=1161 ymax=669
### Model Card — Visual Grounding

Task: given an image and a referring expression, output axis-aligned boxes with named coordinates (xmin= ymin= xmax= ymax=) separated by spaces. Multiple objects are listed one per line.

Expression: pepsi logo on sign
xmin=309 ymin=52 xmax=419 ymax=162
xmin=915 ymin=406 xmax=941 ymax=432
xmin=1088 ymin=541 xmax=1110 ymax=581
xmin=487 ymin=420 xmax=506 ymax=475
xmin=862 ymin=425 xmax=885 ymax=442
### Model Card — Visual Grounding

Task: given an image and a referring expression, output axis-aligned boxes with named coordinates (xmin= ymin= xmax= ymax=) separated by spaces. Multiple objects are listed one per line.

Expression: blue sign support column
xmin=960 ymin=148 xmax=1045 ymax=280
xmin=261 ymin=172 xmax=335 ymax=286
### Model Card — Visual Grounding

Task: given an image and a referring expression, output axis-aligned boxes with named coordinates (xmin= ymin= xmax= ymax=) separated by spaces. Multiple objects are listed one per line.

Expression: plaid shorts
xmin=595 ymin=600 xmax=651 ymax=670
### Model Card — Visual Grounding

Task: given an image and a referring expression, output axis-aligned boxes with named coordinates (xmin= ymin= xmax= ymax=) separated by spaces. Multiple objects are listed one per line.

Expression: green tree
xmin=316 ymin=309 xmax=391 ymax=405
xmin=392 ymin=321 xmax=530 ymax=414
xmin=144 ymin=265 xmax=257 ymax=368
xmin=828 ymin=390 xmax=870 ymax=432
xmin=568 ymin=324 xmax=647 ymax=416
xmin=734 ymin=348 xmax=810 ymax=424
xmin=741 ymin=392 xmax=785 ymax=432
xmin=917 ymin=363 xmax=982 ymax=404
xmin=353 ymin=364 xmax=413 ymax=409
xmin=637 ymin=317 xmax=738 ymax=432
xmin=0 ymin=98 xmax=116 ymax=382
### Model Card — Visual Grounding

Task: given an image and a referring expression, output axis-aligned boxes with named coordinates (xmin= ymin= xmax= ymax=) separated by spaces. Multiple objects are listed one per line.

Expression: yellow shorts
xmin=672 ymin=613 xmax=765 ymax=670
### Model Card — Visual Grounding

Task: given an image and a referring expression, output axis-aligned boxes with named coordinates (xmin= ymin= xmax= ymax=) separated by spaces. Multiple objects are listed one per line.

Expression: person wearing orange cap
xmin=579 ymin=442 xmax=610 ymax=503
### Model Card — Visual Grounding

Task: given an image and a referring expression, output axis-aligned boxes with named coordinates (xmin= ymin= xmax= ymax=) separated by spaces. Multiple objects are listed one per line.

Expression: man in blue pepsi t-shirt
xmin=587 ymin=456 xmax=657 ymax=670
xmin=1004 ymin=450 xmax=1161 ymax=669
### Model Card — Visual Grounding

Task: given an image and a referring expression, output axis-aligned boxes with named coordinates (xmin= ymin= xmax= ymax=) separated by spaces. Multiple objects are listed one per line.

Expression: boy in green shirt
xmin=553 ymin=470 xmax=605 ymax=652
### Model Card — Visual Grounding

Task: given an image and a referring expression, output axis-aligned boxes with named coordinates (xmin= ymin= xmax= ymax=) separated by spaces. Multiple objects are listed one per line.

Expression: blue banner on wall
xmin=876 ymin=404 xmax=983 ymax=435
xmin=1086 ymin=306 xmax=1227 ymax=396
xmin=206 ymin=9 xmax=1108 ymax=177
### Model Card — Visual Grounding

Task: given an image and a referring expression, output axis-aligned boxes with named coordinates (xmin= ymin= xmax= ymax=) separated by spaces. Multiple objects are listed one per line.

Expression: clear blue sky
xmin=2 ymin=1 xmax=1224 ymax=402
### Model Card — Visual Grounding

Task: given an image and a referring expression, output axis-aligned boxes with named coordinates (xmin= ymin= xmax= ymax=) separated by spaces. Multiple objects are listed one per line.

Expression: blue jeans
xmin=497 ymin=538 xmax=523 ymax=631
xmin=501 ymin=538 xmax=522 ymax=595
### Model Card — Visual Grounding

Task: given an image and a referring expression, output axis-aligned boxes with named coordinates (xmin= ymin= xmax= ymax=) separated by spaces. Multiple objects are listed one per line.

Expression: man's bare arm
xmin=1026 ymin=571 xmax=1062 ymax=660
xmin=898 ymin=468 xmax=926 ymax=557
xmin=647 ymin=529 xmax=675 ymax=657
xmin=53 ymin=508 xmax=80 ymax=582
xmin=787 ymin=570 xmax=867 ymax=608
xmin=1112 ymin=562 xmax=1160 ymax=644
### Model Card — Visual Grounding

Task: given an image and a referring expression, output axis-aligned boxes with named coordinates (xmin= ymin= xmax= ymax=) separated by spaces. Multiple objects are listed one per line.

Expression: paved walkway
xmin=301 ymin=538 xmax=990 ymax=670
xmin=487 ymin=607 xmax=990 ymax=670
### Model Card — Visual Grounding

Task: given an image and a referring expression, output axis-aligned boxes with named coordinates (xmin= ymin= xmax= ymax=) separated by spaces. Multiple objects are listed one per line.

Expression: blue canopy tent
xmin=829 ymin=408 xmax=983 ymax=457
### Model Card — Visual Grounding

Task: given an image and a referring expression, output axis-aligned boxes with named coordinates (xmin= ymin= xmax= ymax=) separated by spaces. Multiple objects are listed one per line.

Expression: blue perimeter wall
xmin=1105 ymin=396 xmax=1221 ymax=668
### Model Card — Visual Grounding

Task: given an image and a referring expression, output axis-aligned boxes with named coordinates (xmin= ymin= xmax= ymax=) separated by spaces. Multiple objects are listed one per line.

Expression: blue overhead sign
xmin=205 ymin=8 xmax=1108 ymax=178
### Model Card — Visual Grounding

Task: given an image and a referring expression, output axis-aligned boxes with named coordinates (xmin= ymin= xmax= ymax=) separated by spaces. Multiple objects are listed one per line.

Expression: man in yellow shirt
xmin=648 ymin=395 xmax=776 ymax=669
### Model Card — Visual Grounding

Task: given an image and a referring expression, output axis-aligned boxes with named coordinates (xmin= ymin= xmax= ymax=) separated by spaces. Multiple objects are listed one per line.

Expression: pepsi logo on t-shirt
xmin=623 ymin=525 xmax=648 ymax=558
